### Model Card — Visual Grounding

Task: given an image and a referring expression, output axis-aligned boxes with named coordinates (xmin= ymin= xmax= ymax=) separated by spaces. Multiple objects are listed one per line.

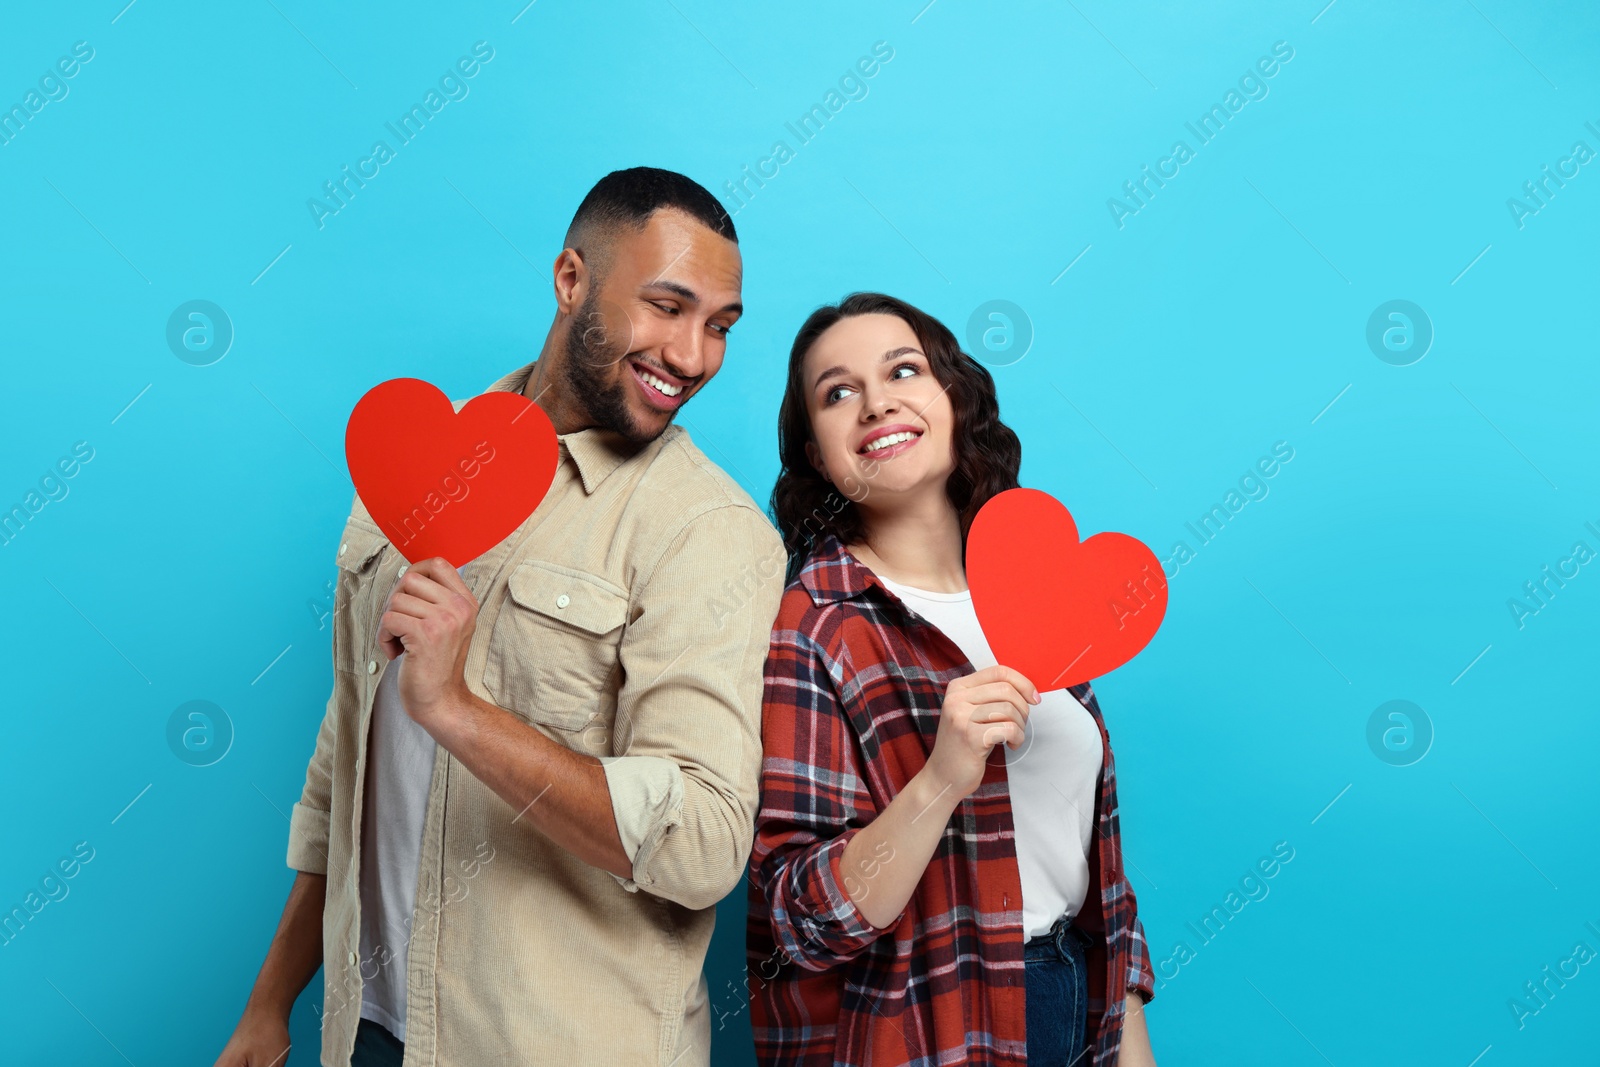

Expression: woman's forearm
xmin=838 ymin=766 xmax=962 ymax=929
xmin=1119 ymin=991 xmax=1157 ymax=1066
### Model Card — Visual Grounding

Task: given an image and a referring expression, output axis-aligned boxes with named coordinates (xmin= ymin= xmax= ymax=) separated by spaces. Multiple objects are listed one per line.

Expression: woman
xmin=746 ymin=293 xmax=1158 ymax=1066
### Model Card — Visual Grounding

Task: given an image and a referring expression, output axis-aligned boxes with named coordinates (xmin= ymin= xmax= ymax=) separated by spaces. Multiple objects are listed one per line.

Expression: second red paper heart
xmin=966 ymin=487 xmax=1167 ymax=692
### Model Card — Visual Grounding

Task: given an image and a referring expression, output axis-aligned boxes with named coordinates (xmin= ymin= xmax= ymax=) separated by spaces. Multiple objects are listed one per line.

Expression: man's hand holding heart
xmin=377 ymin=557 xmax=481 ymax=733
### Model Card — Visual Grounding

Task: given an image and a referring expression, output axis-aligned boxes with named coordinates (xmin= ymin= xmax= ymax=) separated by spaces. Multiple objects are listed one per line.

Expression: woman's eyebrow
xmin=812 ymin=346 xmax=923 ymax=391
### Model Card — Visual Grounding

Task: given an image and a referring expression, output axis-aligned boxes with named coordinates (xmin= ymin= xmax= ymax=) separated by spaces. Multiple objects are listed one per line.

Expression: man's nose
xmin=658 ymin=320 xmax=705 ymax=380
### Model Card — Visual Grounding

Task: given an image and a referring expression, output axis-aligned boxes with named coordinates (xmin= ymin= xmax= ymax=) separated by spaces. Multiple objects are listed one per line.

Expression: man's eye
xmin=651 ymin=302 xmax=678 ymax=315
xmin=710 ymin=322 xmax=731 ymax=336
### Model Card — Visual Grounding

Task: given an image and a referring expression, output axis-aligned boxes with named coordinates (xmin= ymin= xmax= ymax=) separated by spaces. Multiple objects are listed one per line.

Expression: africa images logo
xmin=307 ymin=42 xmax=496 ymax=230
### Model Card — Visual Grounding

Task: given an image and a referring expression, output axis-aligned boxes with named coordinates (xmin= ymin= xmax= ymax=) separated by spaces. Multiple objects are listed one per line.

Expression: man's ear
xmin=804 ymin=440 xmax=831 ymax=484
xmin=551 ymin=248 xmax=587 ymax=316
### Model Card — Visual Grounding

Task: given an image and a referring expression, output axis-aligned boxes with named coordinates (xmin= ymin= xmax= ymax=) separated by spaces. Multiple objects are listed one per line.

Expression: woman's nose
xmin=862 ymin=389 xmax=898 ymax=419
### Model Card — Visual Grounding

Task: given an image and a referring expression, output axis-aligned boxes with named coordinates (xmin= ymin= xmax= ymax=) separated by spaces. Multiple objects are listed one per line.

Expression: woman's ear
xmin=804 ymin=440 xmax=832 ymax=484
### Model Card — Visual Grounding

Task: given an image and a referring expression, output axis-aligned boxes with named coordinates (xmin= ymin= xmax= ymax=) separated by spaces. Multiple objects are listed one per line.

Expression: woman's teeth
xmin=640 ymin=369 xmax=682 ymax=397
xmin=862 ymin=431 xmax=920 ymax=454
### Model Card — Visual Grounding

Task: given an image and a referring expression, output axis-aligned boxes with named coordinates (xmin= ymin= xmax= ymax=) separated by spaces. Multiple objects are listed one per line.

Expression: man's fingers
xmin=376 ymin=610 xmax=419 ymax=660
xmin=409 ymin=556 xmax=475 ymax=599
xmin=394 ymin=566 xmax=455 ymax=605
xmin=383 ymin=590 xmax=436 ymax=621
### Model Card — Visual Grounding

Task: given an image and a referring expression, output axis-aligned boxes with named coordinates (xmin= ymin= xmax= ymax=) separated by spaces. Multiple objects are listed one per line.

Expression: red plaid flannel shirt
xmin=746 ymin=535 xmax=1155 ymax=1066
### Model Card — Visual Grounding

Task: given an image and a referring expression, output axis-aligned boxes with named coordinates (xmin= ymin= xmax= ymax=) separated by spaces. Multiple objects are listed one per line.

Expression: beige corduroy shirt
xmin=286 ymin=359 xmax=786 ymax=1065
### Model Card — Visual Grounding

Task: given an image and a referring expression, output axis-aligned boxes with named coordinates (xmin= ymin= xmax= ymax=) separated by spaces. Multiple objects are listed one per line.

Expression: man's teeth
xmin=863 ymin=431 xmax=920 ymax=453
xmin=639 ymin=368 xmax=683 ymax=397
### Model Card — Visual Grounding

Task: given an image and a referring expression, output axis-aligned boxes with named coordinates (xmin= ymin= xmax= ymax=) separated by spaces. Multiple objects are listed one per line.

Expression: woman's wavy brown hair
xmin=771 ymin=292 xmax=1022 ymax=581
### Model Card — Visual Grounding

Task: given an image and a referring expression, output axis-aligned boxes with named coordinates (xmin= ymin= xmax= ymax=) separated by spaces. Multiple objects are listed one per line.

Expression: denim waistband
xmin=1023 ymin=912 xmax=1093 ymax=960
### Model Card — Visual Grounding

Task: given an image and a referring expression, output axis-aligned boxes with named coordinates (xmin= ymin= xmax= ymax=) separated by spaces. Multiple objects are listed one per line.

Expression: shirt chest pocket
xmin=482 ymin=560 xmax=631 ymax=733
xmin=332 ymin=518 xmax=391 ymax=673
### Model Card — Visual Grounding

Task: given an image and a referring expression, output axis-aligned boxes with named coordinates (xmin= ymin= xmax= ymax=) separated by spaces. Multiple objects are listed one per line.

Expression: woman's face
xmin=801 ymin=312 xmax=956 ymax=509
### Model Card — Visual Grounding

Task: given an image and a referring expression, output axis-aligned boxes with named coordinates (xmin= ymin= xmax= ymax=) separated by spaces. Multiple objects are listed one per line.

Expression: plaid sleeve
xmin=1126 ymin=904 xmax=1156 ymax=1003
xmin=1080 ymin=681 xmax=1157 ymax=1005
xmin=750 ymin=602 xmax=886 ymax=971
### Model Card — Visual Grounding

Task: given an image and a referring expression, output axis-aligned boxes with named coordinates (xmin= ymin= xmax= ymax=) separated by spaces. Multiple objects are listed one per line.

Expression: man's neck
xmin=519 ymin=350 xmax=584 ymax=435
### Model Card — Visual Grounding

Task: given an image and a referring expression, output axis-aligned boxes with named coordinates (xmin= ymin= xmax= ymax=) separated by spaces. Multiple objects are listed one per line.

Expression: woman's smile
xmin=858 ymin=425 xmax=924 ymax=459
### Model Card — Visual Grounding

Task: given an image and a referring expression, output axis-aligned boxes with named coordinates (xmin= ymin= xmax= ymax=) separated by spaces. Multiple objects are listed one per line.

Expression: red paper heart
xmin=345 ymin=377 xmax=558 ymax=567
xmin=966 ymin=488 xmax=1167 ymax=691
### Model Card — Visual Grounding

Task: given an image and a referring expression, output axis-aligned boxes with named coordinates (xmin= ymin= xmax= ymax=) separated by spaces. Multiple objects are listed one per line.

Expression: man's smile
xmin=628 ymin=358 xmax=691 ymax=411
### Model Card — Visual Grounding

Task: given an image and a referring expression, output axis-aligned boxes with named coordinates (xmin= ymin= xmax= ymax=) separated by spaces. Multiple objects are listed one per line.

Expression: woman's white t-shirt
xmin=877 ymin=574 xmax=1104 ymax=940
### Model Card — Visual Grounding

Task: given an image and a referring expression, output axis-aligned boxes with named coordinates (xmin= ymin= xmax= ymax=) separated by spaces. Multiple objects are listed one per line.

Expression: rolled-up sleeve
xmin=750 ymin=608 xmax=891 ymax=971
xmin=1127 ymin=906 xmax=1156 ymax=1003
xmin=288 ymin=700 xmax=334 ymax=876
xmin=602 ymin=504 xmax=786 ymax=910
xmin=286 ymin=688 xmax=336 ymax=873
xmin=286 ymin=512 xmax=359 ymax=875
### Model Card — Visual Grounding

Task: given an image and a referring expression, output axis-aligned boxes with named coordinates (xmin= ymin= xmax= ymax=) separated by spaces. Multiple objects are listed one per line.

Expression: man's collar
xmin=484 ymin=359 xmax=665 ymax=495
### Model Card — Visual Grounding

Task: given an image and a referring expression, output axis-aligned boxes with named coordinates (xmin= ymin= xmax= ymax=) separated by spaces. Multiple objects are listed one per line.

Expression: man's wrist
xmin=417 ymin=684 xmax=494 ymax=753
xmin=242 ymin=985 xmax=296 ymax=1025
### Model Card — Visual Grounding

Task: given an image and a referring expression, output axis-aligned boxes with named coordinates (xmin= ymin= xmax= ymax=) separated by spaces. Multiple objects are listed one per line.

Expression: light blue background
xmin=2 ymin=1 xmax=1596 ymax=1064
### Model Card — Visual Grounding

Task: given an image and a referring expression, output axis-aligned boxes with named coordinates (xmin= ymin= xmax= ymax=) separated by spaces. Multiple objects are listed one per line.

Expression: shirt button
xmin=398 ymin=563 xmax=409 ymax=577
xmin=347 ymin=951 xmax=357 ymax=965
xmin=555 ymin=594 xmax=570 ymax=609
xmin=339 ymin=542 xmax=348 ymax=557
xmin=367 ymin=660 xmax=378 ymax=674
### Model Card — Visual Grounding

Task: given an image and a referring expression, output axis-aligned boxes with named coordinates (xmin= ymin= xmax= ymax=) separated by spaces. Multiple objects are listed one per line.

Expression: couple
xmin=215 ymin=167 xmax=1158 ymax=1067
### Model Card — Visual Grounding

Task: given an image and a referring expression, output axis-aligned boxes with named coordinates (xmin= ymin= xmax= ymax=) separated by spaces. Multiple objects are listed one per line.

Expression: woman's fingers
xmin=962 ymin=664 xmax=1041 ymax=704
xmin=960 ymin=682 xmax=1032 ymax=721
xmin=967 ymin=700 xmax=1025 ymax=738
xmin=979 ymin=720 xmax=1026 ymax=751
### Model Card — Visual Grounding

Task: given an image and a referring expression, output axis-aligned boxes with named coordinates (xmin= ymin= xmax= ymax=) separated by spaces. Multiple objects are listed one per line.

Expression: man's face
xmin=561 ymin=208 xmax=743 ymax=444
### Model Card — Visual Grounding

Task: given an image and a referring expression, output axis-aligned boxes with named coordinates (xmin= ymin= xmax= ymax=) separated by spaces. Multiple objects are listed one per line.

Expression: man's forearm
xmin=424 ymin=688 xmax=632 ymax=880
xmin=244 ymin=870 xmax=327 ymax=1021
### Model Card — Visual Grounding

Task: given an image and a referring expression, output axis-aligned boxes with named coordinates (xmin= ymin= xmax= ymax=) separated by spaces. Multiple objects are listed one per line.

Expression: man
xmin=214 ymin=167 xmax=786 ymax=1066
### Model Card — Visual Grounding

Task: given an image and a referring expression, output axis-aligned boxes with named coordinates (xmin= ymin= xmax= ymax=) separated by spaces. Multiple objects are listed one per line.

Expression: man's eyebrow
xmin=812 ymin=346 xmax=922 ymax=391
xmin=643 ymin=279 xmax=741 ymax=316
xmin=644 ymin=280 xmax=698 ymax=303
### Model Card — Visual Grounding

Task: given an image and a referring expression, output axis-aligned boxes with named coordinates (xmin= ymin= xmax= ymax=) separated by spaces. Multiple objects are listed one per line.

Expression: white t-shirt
xmin=877 ymin=574 xmax=1104 ymax=940
xmin=357 ymin=568 xmax=461 ymax=1040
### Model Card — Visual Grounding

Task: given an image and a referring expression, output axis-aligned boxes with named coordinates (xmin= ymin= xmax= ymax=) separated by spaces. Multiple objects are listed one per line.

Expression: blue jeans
xmin=1024 ymin=913 xmax=1091 ymax=1066
xmin=350 ymin=1017 xmax=405 ymax=1067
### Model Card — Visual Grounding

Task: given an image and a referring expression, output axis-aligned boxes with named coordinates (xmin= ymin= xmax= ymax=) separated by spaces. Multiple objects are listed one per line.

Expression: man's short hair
xmin=565 ymin=167 xmax=737 ymax=282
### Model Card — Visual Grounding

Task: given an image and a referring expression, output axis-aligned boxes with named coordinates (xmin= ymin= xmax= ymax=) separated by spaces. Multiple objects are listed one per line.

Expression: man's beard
xmin=560 ymin=291 xmax=676 ymax=446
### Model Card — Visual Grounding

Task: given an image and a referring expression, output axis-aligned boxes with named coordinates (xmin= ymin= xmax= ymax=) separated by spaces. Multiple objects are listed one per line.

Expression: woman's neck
xmin=848 ymin=492 xmax=967 ymax=594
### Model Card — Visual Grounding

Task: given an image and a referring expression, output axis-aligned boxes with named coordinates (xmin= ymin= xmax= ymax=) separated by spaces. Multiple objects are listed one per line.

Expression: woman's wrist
xmin=905 ymin=764 xmax=964 ymax=822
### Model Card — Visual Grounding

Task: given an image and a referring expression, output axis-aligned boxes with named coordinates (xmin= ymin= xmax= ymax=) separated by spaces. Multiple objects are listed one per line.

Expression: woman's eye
xmin=890 ymin=363 xmax=919 ymax=380
xmin=825 ymin=385 xmax=855 ymax=405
